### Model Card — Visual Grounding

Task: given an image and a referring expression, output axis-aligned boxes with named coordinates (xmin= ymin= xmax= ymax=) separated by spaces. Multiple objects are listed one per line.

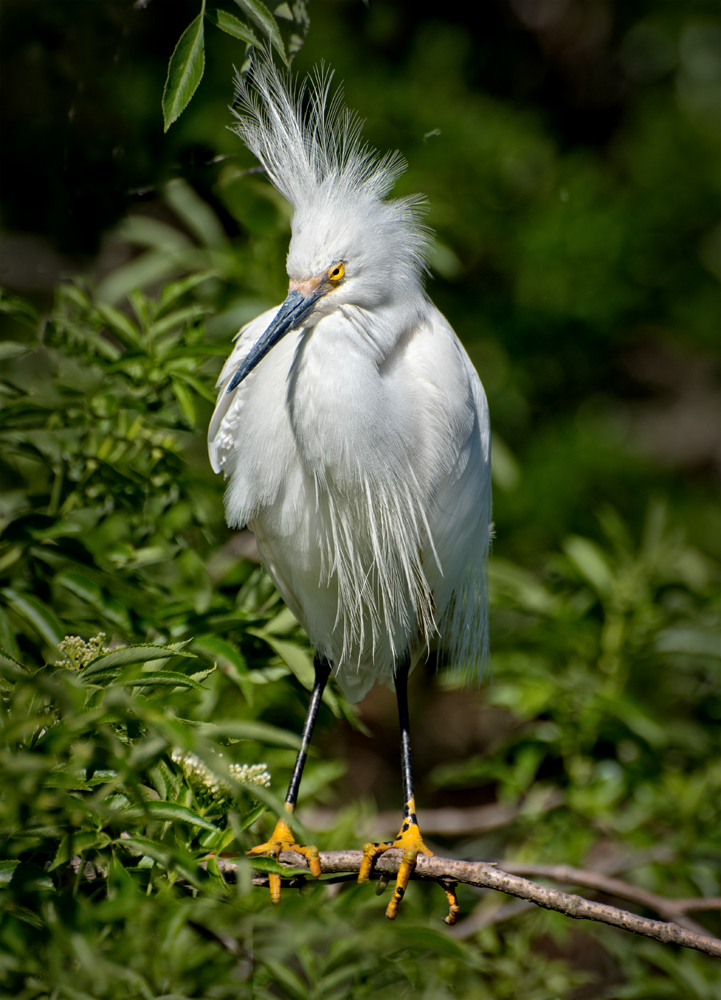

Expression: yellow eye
xmin=328 ymin=261 xmax=345 ymax=282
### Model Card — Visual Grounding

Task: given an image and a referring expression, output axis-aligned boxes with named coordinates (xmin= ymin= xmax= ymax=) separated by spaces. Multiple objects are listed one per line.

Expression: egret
xmin=208 ymin=59 xmax=492 ymax=921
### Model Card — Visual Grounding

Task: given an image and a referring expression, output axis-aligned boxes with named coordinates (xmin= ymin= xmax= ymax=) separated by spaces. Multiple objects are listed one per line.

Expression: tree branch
xmin=499 ymin=862 xmax=715 ymax=936
xmin=213 ymin=849 xmax=721 ymax=959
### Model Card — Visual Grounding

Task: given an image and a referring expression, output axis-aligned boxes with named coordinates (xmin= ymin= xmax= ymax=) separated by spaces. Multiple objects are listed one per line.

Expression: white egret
xmin=208 ymin=59 xmax=491 ymax=921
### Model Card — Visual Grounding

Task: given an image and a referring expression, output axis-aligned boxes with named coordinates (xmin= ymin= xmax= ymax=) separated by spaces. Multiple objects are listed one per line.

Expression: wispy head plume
xmin=231 ymin=56 xmax=431 ymax=298
xmin=232 ymin=57 xmax=409 ymax=211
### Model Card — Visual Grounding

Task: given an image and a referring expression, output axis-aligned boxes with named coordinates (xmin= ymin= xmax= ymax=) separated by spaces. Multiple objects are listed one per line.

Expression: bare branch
xmin=212 ymin=850 xmax=721 ymax=959
xmin=499 ymin=863 xmax=715 ymax=936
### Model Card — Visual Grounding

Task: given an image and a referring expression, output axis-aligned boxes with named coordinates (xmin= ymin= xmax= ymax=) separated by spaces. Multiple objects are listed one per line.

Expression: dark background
xmin=1 ymin=0 xmax=719 ymax=559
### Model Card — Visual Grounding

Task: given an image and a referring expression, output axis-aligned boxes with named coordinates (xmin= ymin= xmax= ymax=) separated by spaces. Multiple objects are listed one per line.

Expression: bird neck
xmin=286 ymin=298 xmax=427 ymax=480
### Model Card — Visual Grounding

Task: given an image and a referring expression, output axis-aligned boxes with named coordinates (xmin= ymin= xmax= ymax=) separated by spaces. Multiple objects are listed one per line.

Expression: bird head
xmin=226 ymin=60 xmax=429 ymax=392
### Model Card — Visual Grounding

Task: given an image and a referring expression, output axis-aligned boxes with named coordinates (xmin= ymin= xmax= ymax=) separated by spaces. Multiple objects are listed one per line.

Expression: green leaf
xmin=119 ymin=800 xmax=218 ymax=832
xmin=230 ymin=783 xmax=307 ymax=841
xmin=0 ymin=289 xmax=38 ymax=327
xmin=49 ymin=831 xmax=111 ymax=871
xmin=172 ymin=378 xmax=197 ymax=427
xmin=56 ymin=570 xmax=133 ymax=630
xmin=164 ymin=178 xmax=227 ymax=249
xmin=108 ymin=670 xmax=206 ymax=691
xmin=96 ymin=248 xmax=182 ymax=306
xmin=192 ymin=635 xmax=248 ymax=683
xmin=247 ymin=628 xmax=315 ymax=689
xmin=206 ymin=8 xmax=261 ymax=46
xmin=151 ymin=304 xmax=207 ymax=341
xmin=0 ymin=646 xmax=28 ymax=675
xmin=157 ymin=270 xmax=217 ymax=317
xmin=247 ymin=856 xmax=309 ymax=877
xmin=240 ymin=803 xmax=266 ymax=831
xmin=0 ymin=341 xmax=31 ymax=361
xmin=656 ymin=627 xmax=721 ymax=658
xmin=117 ymin=836 xmax=202 ymax=886
xmin=162 ymin=9 xmax=206 ymax=132
xmin=263 ymin=960 xmax=309 ymax=1000
xmin=233 ymin=0 xmax=287 ymax=64
xmin=0 ymin=860 xmax=20 ymax=885
xmin=563 ymin=536 xmax=614 ymax=597
xmin=392 ymin=927 xmax=472 ymax=961
xmin=1 ymin=588 xmax=64 ymax=648
xmin=489 ymin=558 xmax=557 ymax=616
xmin=81 ymin=644 xmax=197 ymax=678
xmin=95 ymin=303 xmax=141 ymax=346
xmin=174 ymin=372 xmax=217 ymax=404
xmin=197 ymin=719 xmax=301 ymax=749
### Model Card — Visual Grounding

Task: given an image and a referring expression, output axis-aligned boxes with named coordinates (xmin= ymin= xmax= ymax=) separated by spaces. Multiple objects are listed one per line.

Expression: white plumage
xmin=208 ymin=61 xmax=491 ymax=703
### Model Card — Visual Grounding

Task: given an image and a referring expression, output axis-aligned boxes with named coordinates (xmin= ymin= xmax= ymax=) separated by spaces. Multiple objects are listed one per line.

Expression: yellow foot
xmin=358 ymin=798 xmax=433 ymax=920
xmin=247 ymin=806 xmax=321 ymax=904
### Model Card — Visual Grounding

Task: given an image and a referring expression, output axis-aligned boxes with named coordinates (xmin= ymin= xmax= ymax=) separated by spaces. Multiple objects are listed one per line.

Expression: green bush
xmin=1 ymin=268 xmax=719 ymax=996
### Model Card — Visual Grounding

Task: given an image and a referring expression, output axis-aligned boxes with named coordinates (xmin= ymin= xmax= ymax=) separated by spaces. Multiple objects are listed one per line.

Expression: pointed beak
xmin=226 ymin=284 xmax=324 ymax=393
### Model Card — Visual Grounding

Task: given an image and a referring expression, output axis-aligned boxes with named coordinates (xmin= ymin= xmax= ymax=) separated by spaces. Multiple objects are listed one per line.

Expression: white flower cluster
xmin=229 ymin=762 xmax=272 ymax=788
xmin=170 ymin=748 xmax=270 ymax=798
xmin=56 ymin=633 xmax=111 ymax=670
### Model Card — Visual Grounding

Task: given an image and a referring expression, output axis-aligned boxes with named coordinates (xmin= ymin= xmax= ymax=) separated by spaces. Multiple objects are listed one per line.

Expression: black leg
xmin=394 ymin=656 xmax=418 ymax=827
xmin=285 ymin=653 xmax=331 ymax=809
xmin=248 ymin=652 xmax=331 ymax=901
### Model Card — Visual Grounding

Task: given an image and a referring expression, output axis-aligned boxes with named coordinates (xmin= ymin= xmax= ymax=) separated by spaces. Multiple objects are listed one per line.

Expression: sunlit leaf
xmin=162 ymin=10 xmax=206 ymax=131
xmin=81 ymin=644 xmax=197 ymax=678
xmin=192 ymin=635 xmax=248 ymax=686
xmin=0 ymin=860 xmax=20 ymax=884
xmin=119 ymin=800 xmax=218 ymax=832
xmin=95 ymin=303 xmax=141 ymax=346
xmin=233 ymin=0 xmax=287 ymax=65
xmin=240 ymin=802 xmax=266 ymax=830
xmin=156 ymin=270 xmax=217 ymax=316
xmin=205 ymin=8 xmax=261 ymax=47
xmin=197 ymin=719 xmax=301 ymax=749
xmin=247 ymin=856 xmax=309 ymax=877
xmin=247 ymin=628 xmax=315 ymax=689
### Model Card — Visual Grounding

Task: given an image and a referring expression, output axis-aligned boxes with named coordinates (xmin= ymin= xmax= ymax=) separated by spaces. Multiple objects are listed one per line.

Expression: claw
xmin=441 ymin=881 xmax=460 ymax=926
xmin=358 ymin=797 xmax=433 ymax=920
xmin=247 ymin=804 xmax=322 ymax=903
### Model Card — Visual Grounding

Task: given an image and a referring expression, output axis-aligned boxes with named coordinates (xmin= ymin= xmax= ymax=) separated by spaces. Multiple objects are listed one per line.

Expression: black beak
xmin=226 ymin=288 xmax=323 ymax=393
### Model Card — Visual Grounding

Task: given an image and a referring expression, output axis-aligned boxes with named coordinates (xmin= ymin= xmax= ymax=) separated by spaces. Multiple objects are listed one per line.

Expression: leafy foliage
xmin=162 ymin=0 xmax=309 ymax=130
xmin=1 ymin=0 xmax=720 ymax=995
xmin=1 ymin=258 xmax=720 ymax=995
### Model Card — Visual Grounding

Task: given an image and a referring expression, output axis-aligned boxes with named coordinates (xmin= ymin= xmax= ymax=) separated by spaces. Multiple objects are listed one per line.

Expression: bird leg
xmin=358 ymin=658 xmax=437 ymax=920
xmin=247 ymin=653 xmax=330 ymax=903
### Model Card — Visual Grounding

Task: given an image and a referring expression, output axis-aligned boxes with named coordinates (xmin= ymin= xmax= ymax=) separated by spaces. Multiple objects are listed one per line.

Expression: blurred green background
xmin=0 ymin=1 xmax=719 ymax=997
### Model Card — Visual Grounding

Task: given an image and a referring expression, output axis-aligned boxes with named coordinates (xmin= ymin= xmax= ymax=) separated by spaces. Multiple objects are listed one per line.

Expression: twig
xmin=499 ymin=863 xmax=715 ymax=936
xmin=211 ymin=850 xmax=721 ymax=959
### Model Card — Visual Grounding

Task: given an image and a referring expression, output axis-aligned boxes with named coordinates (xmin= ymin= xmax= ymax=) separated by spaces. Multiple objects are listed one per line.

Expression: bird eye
xmin=328 ymin=262 xmax=345 ymax=282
